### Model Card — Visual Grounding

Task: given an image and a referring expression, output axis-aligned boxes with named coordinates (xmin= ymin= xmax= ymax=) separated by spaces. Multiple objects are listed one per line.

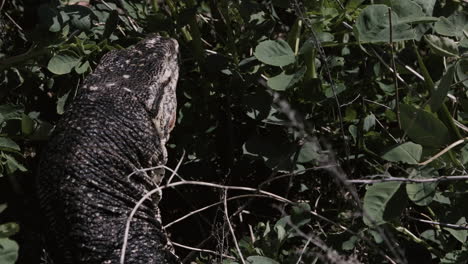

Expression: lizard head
xmin=83 ymin=35 xmax=180 ymax=143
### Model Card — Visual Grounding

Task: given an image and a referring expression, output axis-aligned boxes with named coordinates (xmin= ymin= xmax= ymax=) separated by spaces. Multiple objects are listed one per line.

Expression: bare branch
xmin=347 ymin=175 xmax=468 ymax=184
xmin=223 ymin=190 xmax=246 ymax=264
xmin=171 ymin=241 xmax=236 ymax=260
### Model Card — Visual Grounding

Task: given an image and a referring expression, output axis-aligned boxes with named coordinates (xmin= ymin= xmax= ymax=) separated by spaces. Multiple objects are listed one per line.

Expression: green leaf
xmin=444 ymin=217 xmax=468 ymax=243
xmin=62 ymin=5 xmax=98 ymax=31
xmin=246 ymin=256 xmax=280 ymax=264
xmin=4 ymin=154 xmax=27 ymax=173
xmin=0 ymin=138 xmax=20 ymax=152
xmin=400 ymin=104 xmax=449 ymax=147
xmin=406 ymin=168 xmax=438 ymax=206
xmin=412 ymin=0 xmax=436 ymax=16
xmin=254 ymin=40 xmax=295 ymax=67
xmin=0 ymin=105 xmax=23 ymax=124
xmin=456 ymin=59 xmax=468 ymax=88
xmin=363 ymin=181 xmax=405 ymax=226
xmin=429 ymin=66 xmax=455 ymax=112
xmin=0 ymin=223 xmax=19 ymax=238
xmin=38 ymin=6 xmax=64 ymax=32
xmin=57 ymin=90 xmax=71 ymax=115
xmin=381 ymin=142 xmax=422 ymax=164
xmin=0 ymin=204 xmax=6 ymax=214
xmin=0 ymin=238 xmax=18 ymax=264
xmin=355 ymin=5 xmax=416 ymax=43
xmin=47 ymin=51 xmax=81 ymax=75
xmin=267 ymin=67 xmax=305 ymax=91
xmin=75 ymin=60 xmax=90 ymax=74
xmin=21 ymin=114 xmax=34 ymax=136
xmin=297 ymin=141 xmax=320 ymax=163
xmin=363 ymin=113 xmax=376 ymax=131
xmin=290 ymin=203 xmax=311 ymax=228
xmin=424 ymin=35 xmax=459 ymax=57
xmin=342 ymin=236 xmax=359 ymax=251
xmin=434 ymin=11 xmax=468 ymax=38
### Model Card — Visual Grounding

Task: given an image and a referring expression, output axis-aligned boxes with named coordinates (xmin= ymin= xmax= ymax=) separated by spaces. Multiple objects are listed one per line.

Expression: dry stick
xmin=167 ymin=150 xmax=185 ymax=184
xmin=171 ymin=241 xmax=236 ymax=260
xmin=0 ymin=0 xmax=5 ymax=12
xmin=388 ymin=8 xmax=401 ymax=129
xmin=295 ymin=237 xmax=312 ymax=264
xmin=419 ymin=137 xmax=468 ymax=166
xmin=454 ymin=119 xmax=468 ymax=133
xmin=223 ymin=190 xmax=246 ymax=264
xmin=121 ymin=180 xmax=293 ymax=263
xmin=164 ymin=194 xmax=288 ymax=229
xmin=408 ymin=216 xmax=468 ymax=230
xmin=4 ymin=12 xmax=23 ymax=32
xmin=347 ymin=175 xmax=468 ymax=184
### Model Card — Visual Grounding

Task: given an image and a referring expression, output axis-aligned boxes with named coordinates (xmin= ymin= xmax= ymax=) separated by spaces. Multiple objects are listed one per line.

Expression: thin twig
xmin=295 ymin=237 xmax=312 ymax=264
xmin=171 ymin=241 xmax=236 ymax=260
xmin=408 ymin=216 xmax=468 ymax=230
xmin=388 ymin=8 xmax=401 ymax=128
xmin=164 ymin=194 xmax=281 ymax=229
xmin=167 ymin=150 xmax=185 ymax=184
xmin=419 ymin=137 xmax=468 ymax=166
xmin=121 ymin=180 xmax=293 ymax=263
xmin=347 ymin=175 xmax=468 ymax=184
xmin=0 ymin=0 xmax=5 ymax=13
xmin=223 ymin=190 xmax=246 ymax=264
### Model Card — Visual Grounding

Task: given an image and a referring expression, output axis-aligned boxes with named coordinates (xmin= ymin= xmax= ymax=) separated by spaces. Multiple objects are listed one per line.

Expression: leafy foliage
xmin=1 ymin=0 xmax=468 ymax=263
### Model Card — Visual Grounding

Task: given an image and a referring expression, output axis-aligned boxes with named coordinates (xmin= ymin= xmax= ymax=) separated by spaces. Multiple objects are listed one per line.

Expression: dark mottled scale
xmin=37 ymin=35 xmax=180 ymax=264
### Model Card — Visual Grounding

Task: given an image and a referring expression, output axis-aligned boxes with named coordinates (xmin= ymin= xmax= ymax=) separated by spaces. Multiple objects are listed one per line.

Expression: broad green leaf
xmin=429 ymin=66 xmax=455 ymax=112
xmin=412 ymin=0 xmax=436 ymax=16
xmin=406 ymin=168 xmax=438 ymax=206
xmin=0 ymin=238 xmax=18 ymax=264
xmin=290 ymin=203 xmax=311 ymax=228
xmin=342 ymin=236 xmax=359 ymax=251
xmin=254 ymin=40 xmax=295 ymax=67
xmin=38 ymin=6 xmax=65 ymax=32
xmin=456 ymin=59 xmax=468 ymax=88
xmin=57 ymin=91 xmax=71 ymax=115
xmin=434 ymin=11 xmax=468 ymax=38
xmin=21 ymin=114 xmax=34 ymax=136
xmin=355 ymin=5 xmax=416 ymax=43
xmin=433 ymin=192 xmax=451 ymax=205
xmin=400 ymin=104 xmax=449 ymax=147
xmin=267 ymin=67 xmax=305 ymax=91
xmin=75 ymin=60 xmax=90 ymax=74
xmin=382 ymin=0 xmax=425 ymax=20
xmin=424 ymin=35 xmax=459 ymax=57
xmin=381 ymin=142 xmax=422 ymax=164
xmin=363 ymin=181 xmax=405 ymax=226
xmin=0 ymin=105 xmax=23 ymax=124
xmin=297 ymin=141 xmax=320 ymax=163
xmin=441 ymin=250 xmax=468 ymax=264
xmin=444 ymin=217 xmax=468 ymax=243
xmin=246 ymin=256 xmax=280 ymax=264
xmin=0 ymin=138 xmax=20 ymax=152
xmin=47 ymin=51 xmax=81 ymax=75
xmin=5 ymin=154 xmax=27 ymax=173
xmin=0 ymin=223 xmax=19 ymax=238
xmin=0 ymin=204 xmax=6 ymax=214
xmin=62 ymin=5 xmax=97 ymax=31
xmin=363 ymin=113 xmax=376 ymax=131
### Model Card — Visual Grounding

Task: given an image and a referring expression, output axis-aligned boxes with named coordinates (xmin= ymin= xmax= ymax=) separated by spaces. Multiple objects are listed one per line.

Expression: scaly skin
xmin=37 ymin=35 xmax=180 ymax=264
